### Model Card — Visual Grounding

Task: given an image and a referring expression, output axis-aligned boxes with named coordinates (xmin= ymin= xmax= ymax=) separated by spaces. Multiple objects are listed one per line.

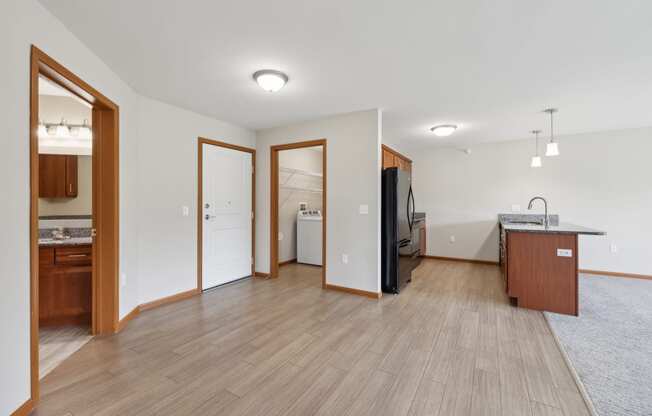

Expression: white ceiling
xmin=39 ymin=0 xmax=652 ymax=147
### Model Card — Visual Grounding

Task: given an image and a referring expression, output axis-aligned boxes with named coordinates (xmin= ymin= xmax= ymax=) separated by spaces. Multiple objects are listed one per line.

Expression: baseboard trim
xmin=325 ymin=283 xmax=381 ymax=299
xmin=279 ymin=258 xmax=297 ymax=266
xmin=116 ymin=288 xmax=200 ymax=332
xmin=116 ymin=305 xmax=140 ymax=332
xmin=580 ymin=269 xmax=652 ymax=281
xmin=140 ymin=288 xmax=200 ymax=311
xmin=423 ymin=255 xmax=498 ymax=265
xmin=254 ymin=271 xmax=270 ymax=278
xmin=10 ymin=398 xmax=33 ymax=416
xmin=543 ymin=314 xmax=599 ymax=416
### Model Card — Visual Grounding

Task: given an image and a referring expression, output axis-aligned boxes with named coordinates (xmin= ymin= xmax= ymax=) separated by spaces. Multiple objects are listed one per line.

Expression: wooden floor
xmin=35 ymin=260 xmax=590 ymax=416
xmin=39 ymin=325 xmax=93 ymax=380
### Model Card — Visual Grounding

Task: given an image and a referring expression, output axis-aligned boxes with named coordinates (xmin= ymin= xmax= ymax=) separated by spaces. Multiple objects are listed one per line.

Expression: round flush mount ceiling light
xmin=430 ymin=124 xmax=458 ymax=137
xmin=253 ymin=69 xmax=288 ymax=92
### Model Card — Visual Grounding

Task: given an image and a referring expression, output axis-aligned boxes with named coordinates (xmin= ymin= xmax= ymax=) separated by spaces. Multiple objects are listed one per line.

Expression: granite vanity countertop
xmin=500 ymin=222 xmax=605 ymax=235
xmin=39 ymin=237 xmax=93 ymax=247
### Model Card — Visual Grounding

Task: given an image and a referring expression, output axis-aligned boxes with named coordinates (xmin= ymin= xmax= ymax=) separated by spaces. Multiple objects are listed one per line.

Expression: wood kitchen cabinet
xmin=39 ymin=154 xmax=78 ymax=198
xmin=39 ymin=245 xmax=92 ymax=326
xmin=382 ymin=145 xmax=412 ymax=173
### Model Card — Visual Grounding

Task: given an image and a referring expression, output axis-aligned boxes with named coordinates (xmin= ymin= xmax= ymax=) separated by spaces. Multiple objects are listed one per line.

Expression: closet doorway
xmin=270 ymin=140 xmax=326 ymax=286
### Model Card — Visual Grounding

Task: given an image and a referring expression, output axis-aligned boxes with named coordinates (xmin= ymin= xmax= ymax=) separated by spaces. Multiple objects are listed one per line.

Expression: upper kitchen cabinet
xmin=39 ymin=154 xmax=78 ymax=198
xmin=382 ymin=145 xmax=412 ymax=173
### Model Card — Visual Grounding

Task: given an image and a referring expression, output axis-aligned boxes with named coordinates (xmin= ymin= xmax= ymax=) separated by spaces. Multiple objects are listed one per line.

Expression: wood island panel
xmin=507 ymin=231 xmax=578 ymax=316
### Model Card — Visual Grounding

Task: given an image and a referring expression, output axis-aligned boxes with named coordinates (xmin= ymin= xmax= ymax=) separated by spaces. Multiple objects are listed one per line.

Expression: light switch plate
xmin=182 ymin=206 xmax=189 ymax=217
xmin=359 ymin=205 xmax=369 ymax=215
xmin=557 ymin=248 xmax=573 ymax=257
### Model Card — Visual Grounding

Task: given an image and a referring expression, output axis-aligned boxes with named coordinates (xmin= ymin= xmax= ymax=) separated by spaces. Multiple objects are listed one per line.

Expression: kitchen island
xmin=499 ymin=214 xmax=604 ymax=316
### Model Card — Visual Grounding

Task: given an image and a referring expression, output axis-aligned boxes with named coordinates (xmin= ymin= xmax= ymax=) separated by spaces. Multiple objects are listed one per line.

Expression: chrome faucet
xmin=528 ymin=196 xmax=549 ymax=228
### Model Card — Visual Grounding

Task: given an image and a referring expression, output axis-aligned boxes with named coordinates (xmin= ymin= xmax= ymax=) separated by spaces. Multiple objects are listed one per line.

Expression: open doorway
xmin=270 ymin=140 xmax=326 ymax=287
xmin=37 ymin=76 xmax=94 ymax=379
xmin=29 ymin=46 xmax=119 ymax=406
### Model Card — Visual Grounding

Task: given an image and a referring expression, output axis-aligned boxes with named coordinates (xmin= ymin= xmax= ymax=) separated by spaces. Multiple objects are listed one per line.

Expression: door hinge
xmin=91 ymin=228 xmax=97 ymax=237
xmin=251 ymin=211 xmax=254 ymax=219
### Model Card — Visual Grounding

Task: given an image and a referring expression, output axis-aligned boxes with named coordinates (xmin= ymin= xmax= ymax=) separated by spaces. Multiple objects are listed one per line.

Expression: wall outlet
xmin=511 ymin=204 xmax=521 ymax=212
xmin=182 ymin=206 xmax=189 ymax=217
xmin=449 ymin=235 xmax=456 ymax=244
xmin=610 ymin=243 xmax=618 ymax=254
xmin=120 ymin=272 xmax=127 ymax=287
xmin=557 ymin=249 xmax=573 ymax=257
xmin=342 ymin=254 xmax=349 ymax=264
xmin=359 ymin=204 xmax=369 ymax=215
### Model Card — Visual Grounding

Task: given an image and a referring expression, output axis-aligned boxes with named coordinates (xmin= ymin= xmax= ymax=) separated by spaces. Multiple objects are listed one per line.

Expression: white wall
xmin=255 ymin=110 xmax=382 ymax=293
xmin=1 ymin=1 xmax=138 ymax=412
xmin=278 ymin=147 xmax=323 ymax=262
xmin=136 ymin=96 xmax=255 ymax=304
xmin=0 ymin=1 xmax=255 ymax=413
xmin=411 ymin=127 xmax=652 ymax=276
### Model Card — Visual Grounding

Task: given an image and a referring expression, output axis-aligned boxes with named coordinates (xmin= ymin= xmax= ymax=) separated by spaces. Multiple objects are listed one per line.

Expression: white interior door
xmin=202 ymin=144 xmax=253 ymax=290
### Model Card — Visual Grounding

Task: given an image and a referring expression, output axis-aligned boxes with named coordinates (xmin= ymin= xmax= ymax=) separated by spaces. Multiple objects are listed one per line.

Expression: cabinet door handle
xmin=67 ymin=254 xmax=87 ymax=258
xmin=69 ymin=183 xmax=73 ymax=194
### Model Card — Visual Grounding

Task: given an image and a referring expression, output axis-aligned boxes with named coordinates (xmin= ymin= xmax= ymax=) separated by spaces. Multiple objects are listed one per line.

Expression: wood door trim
xmin=382 ymin=144 xmax=412 ymax=163
xmin=270 ymin=139 xmax=327 ymax=289
xmin=197 ymin=137 xmax=256 ymax=292
xmin=30 ymin=45 xmax=119 ymax=406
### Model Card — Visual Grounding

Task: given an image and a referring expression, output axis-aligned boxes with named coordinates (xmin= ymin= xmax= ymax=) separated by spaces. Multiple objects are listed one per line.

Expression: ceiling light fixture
xmin=543 ymin=108 xmax=559 ymax=156
xmin=530 ymin=130 xmax=542 ymax=168
xmin=37 ymin=121 xmax=48 ymax=138
xmin=55 ymin=118 xmax=70 ymax=138
xmin=253 ymin=69 xmax=288 ymax=92
xmin=79 ymin=119 xmax=92 ymax=139
xmin=430 ymin=124 xmax=457 ymax=137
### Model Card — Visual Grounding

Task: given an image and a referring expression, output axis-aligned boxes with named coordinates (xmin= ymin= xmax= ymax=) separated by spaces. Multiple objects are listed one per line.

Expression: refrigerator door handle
xmin=410 ymin=186 xmax=416 ymax=226
xmin=407 ymin=186 xmax=413 ymax=232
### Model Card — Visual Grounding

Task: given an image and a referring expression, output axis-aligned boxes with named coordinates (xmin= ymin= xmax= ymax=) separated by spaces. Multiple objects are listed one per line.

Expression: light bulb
xmin=430 ymin=125 xmax=458 ymax=137
xmin=530 ymin=156 xmax=542 ymax=168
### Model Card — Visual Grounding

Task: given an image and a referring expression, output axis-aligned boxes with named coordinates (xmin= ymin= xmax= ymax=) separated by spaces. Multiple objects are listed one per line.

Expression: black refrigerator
xmin=381 ymin=167 xmax=421 ymax=294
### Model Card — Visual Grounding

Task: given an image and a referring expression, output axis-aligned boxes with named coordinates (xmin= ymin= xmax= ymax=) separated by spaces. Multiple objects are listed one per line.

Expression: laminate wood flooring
xmin=34 ymin=260 xmax=590 ymax=415
xmin=39 ymin=325 xmax=93 ymax=380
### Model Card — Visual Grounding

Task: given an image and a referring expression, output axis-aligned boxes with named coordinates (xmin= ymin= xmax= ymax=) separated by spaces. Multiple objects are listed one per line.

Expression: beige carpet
xmin=545 ymin=274 xmax=652 ymax=416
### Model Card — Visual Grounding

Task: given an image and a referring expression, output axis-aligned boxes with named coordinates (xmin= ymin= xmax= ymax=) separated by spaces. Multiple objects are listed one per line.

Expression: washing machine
xmin=297 ymin=210 xmax=322 ymax=266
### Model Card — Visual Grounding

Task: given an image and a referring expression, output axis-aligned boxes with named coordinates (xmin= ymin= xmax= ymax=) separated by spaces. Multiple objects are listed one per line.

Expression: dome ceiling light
xmin=430 ymin=124 xmax=458 ymax=137
xmin=253 ymin=69 xmax=288 ymax=92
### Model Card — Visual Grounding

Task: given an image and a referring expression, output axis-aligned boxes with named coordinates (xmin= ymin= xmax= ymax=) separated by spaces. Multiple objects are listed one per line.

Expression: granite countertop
xmin=498 ymin=214 xmax=604 ymax=236
xmin=500 ymin=222 xmax=605 ymax=235
xmin=39 ymin=237 xmax=93 ymax=247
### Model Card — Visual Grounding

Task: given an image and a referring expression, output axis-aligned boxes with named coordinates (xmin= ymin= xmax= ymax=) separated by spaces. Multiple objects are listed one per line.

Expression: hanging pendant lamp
xmin=531 ymin=130 xmax=542 ymax=168
xmin=544 ymin=108 xmax=559 ymax=156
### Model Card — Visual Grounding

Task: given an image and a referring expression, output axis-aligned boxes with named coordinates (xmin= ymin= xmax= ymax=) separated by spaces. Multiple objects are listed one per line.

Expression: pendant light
xmin=544 ymin=108 xmax=559 ymax=156
xmin=530 ymin=130 xmax=542 ymax=168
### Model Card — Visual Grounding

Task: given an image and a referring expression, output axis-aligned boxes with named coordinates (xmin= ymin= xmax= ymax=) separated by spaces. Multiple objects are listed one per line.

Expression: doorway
xmin=197 ymin=138 xmax=256 ymax=290
xmin=270 ymin=139 xmax=327 ymax=287
xmin=37 ymin=76 xmax=95 ymax=380
xmin=29 ymin=46 xmax=119 ymax=405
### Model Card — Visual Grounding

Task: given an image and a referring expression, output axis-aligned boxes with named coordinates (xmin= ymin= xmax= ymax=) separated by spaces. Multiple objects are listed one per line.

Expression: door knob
xmin=205 ymin=203 xmax=210 ymax=208
xmin=205 ymin=214 xmax=215 ymax=220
